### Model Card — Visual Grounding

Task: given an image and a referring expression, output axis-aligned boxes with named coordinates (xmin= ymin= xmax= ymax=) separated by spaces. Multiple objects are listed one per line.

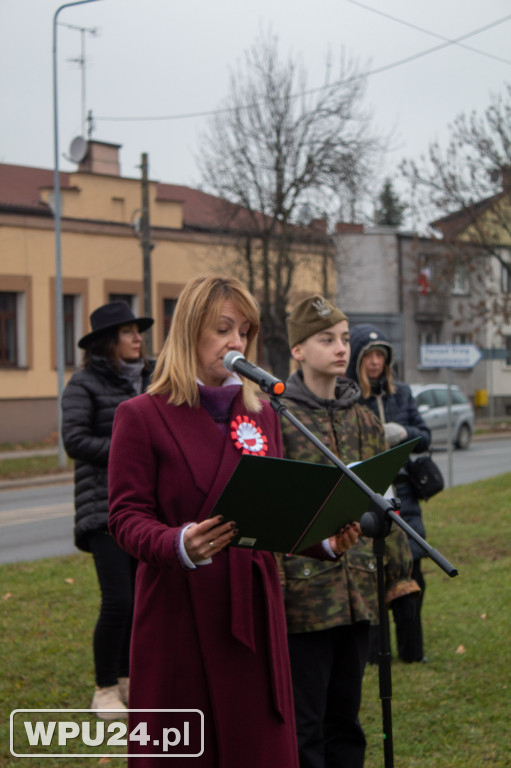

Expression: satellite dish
xmin=68 ymin=136 xmax=88 ymax=163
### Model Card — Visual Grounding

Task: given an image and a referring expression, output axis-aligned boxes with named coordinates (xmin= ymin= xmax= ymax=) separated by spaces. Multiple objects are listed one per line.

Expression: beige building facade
xmin=1 ymin=142 xmax=332 ymax=442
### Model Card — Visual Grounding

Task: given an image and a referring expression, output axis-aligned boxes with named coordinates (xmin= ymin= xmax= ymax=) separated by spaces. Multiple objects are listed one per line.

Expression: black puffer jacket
xmin=62 ymin=356 xmax=153 ymax=552
xmin=347 ymin=324 xmax=431 ymax=558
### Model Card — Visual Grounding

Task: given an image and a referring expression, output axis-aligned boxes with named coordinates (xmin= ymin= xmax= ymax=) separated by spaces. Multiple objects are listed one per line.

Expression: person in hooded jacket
xmin=279 ymin=296 xmax=420 ymax=768
xmin=346 ymin=323 xmax=431 ymax=664
xmin=61 ymin=301 xmax=154 ymax=717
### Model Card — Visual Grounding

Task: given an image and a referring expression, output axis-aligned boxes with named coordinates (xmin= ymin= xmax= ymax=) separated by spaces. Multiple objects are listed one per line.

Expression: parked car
xmin=410 ymin=383 xmax=475 ymax=449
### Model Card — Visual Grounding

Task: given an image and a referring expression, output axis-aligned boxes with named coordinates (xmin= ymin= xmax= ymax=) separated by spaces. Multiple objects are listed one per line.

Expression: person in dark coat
xmin=346 ymin=323 xmax=431 ymax=663
xmin=107 ymin=275 xmax=360 ymax=768
xmin=61 ymin=301 xmax=154 ymax=717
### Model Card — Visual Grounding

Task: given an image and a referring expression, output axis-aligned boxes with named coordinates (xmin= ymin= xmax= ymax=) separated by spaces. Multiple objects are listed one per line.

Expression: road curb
xmin=471 ymin=431 xmax=511 ymax=442
xmin=0 ymin=473 xmax=74 ymax=491
xmin=1 ymin=431 xmax=509 ymax=491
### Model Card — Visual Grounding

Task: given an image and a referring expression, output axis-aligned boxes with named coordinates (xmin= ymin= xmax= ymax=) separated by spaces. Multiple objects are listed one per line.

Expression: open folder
xmin=210 ymin=438 xmax=419 ymax=553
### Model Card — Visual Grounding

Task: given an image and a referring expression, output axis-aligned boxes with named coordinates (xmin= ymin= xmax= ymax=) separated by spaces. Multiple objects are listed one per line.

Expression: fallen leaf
xmin=2 ymin=593 xmax=13 ymax=600
xmin=456 ymin=644 xmax=466 ymax=655
xmin=480 ymin=613 xmax=487 ymax=620
xmin=98 ymin=759 xmax=111 ymax=765
xmin=64 ymin=578 xmax=74 ymax=584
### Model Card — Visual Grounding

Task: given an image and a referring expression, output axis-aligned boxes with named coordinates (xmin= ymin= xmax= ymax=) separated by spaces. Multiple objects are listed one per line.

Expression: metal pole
xmin=52 ymin=0 xmax=101 ymax=468
xmin=446 ymin=367 xmax=453 ymax=488
xmin=488 ymin=354 xmax=495 ymax=429
xmin=80 ymin=27 xmax=86 ymax=133
xmin=140 ymin=153 xmax=153 ymax=356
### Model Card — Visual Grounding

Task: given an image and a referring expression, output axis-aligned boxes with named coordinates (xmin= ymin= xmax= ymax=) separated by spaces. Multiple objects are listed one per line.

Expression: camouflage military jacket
xmin=278 ymin=371 xmax=417 ymax=633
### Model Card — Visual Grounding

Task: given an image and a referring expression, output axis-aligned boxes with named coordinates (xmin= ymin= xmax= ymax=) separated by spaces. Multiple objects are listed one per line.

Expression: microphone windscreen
xmin=223 ymin=350 xmax=244 ymax=372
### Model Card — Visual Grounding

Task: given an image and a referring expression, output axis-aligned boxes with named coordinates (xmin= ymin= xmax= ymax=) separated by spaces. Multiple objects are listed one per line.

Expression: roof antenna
xmin=61 ymin=21 xmax=99 ymax=137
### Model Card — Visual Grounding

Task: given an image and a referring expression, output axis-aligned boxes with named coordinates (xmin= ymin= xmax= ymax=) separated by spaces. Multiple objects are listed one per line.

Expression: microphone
xmin=223 ymin=351 xmax=286 ymax=396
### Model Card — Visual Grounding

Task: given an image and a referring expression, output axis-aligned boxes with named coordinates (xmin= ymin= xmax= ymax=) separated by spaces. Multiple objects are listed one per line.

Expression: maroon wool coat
xmin=108 ymin=391 xmax=301 ymax=768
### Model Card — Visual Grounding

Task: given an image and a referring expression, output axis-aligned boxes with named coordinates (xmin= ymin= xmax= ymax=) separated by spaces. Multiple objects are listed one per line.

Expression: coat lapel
xmin=149 ymin=394 xmax=226 ymax=496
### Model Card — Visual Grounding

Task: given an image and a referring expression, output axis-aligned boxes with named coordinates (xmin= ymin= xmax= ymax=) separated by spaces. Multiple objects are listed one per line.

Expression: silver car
xmin=410 ymin=383 xmax=475 ymax=450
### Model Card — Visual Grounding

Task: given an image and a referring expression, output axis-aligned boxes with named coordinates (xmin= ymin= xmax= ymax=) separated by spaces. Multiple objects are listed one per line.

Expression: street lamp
xmin=52 ymin=0 xmax=101 ymax=468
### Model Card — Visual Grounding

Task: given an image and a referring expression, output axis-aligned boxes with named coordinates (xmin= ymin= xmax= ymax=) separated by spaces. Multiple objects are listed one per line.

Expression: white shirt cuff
xmin=322 ymin=538 xmax=338 ymax=559
xmin=179 ymin=524 xmax=212 ymax=569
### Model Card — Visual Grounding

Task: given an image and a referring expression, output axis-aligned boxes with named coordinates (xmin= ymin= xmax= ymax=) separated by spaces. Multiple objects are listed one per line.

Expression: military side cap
xmin=287 ymin=295 xmax=348 ymax=348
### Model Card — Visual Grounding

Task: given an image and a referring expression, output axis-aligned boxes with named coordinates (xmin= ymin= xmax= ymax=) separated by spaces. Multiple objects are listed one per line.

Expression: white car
xmin=410 ymin=383 xmax=475 ymax=450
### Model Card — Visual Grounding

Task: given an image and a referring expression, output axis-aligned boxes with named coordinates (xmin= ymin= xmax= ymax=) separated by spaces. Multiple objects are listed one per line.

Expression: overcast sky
xmin=2 ymin=0 xmax=511 ymax=227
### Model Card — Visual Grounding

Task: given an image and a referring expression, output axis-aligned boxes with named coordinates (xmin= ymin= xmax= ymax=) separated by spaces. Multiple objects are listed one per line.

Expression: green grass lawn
xmin=0 ymin=439 xmax=72 ymax=481
xmin=1 ymin=472 xmax=510 ymax=767
xmin=0 ymin=455 xmax=72 ymax=480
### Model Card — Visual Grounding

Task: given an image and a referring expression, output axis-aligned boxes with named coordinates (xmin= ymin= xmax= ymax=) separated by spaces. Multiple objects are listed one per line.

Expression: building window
xmin=0 ymin=291 xmax=27 ymax=367
xmin=505 ymin=335 xmax=511 ymax=366
xmin=418 ymin=329 xmax=440 ymax=369
xmin=417 ymin=254 xmax=432 ymax=295
xmin=0 ymin=292 xmax=17 ymax=366
xmin=63 ymin=294 xmax=82 ymax=367
xmin=502 ymin=257 xmax=510 ymax=294
xmin=452 ymin=332 xmax=472 ymax=345
xmin=109 ymin=293 xmax=135 ymax=309
xmin=451 ymin=262 xmax=469 ymax=295
xmin=163 ymin=298 xmax=177 ymax=342
xmin=419 ymin=329 xmax=439 ymax=346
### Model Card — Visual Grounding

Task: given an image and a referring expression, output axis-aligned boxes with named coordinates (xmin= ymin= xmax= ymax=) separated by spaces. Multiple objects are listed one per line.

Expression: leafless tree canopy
xmin=198 ymin=33 xmax=383 ymax=375
xmin=401 ymin=84 xmax=511 ymax=330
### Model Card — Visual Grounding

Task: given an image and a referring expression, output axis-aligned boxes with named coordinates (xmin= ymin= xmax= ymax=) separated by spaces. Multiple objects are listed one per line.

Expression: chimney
xmin=335 ymin=221 xmax=364 ymax=234
xmin=308 ymin=218 xmax=327 ymax=233
xmin=78 ymin=140 xmax=121 ymax=176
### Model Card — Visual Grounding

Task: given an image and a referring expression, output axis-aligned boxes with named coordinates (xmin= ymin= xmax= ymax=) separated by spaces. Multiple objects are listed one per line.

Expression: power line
xmin=95 ymin=12 xmax=511 ymax=124
xmin=343 ymin=0 xmax=511 ymax=66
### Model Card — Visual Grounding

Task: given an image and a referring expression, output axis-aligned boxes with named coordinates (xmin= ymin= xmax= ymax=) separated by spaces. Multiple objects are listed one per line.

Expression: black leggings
xmin=394 ymin=558 xmax=425 ymax=662
xmin=87 ymin=531 xmax=138 ymax=687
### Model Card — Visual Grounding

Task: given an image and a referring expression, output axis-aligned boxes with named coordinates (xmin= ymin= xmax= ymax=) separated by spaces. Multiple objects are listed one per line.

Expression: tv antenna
xmin=59 ymin=21 xmax=98 ymax=138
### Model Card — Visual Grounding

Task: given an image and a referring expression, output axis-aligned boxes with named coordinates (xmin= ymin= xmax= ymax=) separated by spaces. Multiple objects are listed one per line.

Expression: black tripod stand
xmin=269 ymin=394 xmax=458 ymax=768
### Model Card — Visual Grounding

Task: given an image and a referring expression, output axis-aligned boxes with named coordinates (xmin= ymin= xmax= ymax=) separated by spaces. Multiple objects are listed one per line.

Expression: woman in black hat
xmin=61 ymin=301 xmax=154 ymax=718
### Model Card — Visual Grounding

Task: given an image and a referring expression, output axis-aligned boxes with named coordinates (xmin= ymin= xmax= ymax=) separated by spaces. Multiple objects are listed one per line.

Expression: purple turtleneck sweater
xmin=198 ymin=384 xmax=241 ymax=435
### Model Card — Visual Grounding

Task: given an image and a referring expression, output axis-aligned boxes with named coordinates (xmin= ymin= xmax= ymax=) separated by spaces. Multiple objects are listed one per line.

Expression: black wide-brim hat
xmin=78 ymin=301 xmax=154 ymax=349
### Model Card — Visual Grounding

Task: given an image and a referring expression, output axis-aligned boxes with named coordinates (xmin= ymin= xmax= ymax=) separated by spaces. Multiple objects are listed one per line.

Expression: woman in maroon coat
xmin=108 ymin=275 xmax=358 ymax=767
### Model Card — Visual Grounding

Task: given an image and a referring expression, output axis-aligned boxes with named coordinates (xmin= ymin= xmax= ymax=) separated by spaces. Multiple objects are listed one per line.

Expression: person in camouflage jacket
xmin=279 ymin=295 xmax=420 ymax=768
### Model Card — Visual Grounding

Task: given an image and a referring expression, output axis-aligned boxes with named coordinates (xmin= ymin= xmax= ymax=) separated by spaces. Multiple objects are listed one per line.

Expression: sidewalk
xmin=0 ymin=471 xmax=74 ymax=491
xmin=1 ymin=425 xmax=510 ymax=492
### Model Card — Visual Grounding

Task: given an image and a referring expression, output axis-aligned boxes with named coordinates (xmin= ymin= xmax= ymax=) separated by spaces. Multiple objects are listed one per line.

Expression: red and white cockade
xmin=230 ymin=415 xmax=268 ymax=456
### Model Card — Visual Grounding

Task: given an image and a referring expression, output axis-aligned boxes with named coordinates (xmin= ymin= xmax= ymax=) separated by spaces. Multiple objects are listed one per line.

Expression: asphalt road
xmin=431 ymin=435 xmax=511 ymax=488
xmin=0 ymin=482 xmax=77 ymax=565
xmin=0 ymin=436 xmax=509 ymax=566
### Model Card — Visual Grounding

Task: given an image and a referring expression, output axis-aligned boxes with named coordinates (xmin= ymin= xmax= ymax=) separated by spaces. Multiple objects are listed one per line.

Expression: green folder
xmin=210 ymin=438 xmax=420 ymax=553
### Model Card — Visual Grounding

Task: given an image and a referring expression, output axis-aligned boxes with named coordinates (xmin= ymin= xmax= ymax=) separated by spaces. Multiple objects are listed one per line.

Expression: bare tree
xmin=401 ymin=85 xmax=511 ymax=332
xmin=198 ymin=32 xmax=383 ymax=377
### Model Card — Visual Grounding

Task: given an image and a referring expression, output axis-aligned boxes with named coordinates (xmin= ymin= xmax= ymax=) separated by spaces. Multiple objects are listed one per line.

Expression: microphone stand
xmin=269 ymin=394 xmax=458 ymax=768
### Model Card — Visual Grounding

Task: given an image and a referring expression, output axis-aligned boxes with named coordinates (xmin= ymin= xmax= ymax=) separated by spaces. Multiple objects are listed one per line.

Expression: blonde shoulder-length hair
xmin=148 ymin=275 xmax=262 ymax=412
xmin=358 ymin=353 xmax=396 ymax=400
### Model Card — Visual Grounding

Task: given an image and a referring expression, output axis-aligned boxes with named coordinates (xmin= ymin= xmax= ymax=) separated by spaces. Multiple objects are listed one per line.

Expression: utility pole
xmin=140 ymin=153 xmax=153 ymax=356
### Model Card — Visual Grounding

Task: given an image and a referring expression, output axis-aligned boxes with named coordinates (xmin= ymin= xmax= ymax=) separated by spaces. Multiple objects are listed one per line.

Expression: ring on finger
xmin=209 ymin=540 xmax=215 ymax=548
